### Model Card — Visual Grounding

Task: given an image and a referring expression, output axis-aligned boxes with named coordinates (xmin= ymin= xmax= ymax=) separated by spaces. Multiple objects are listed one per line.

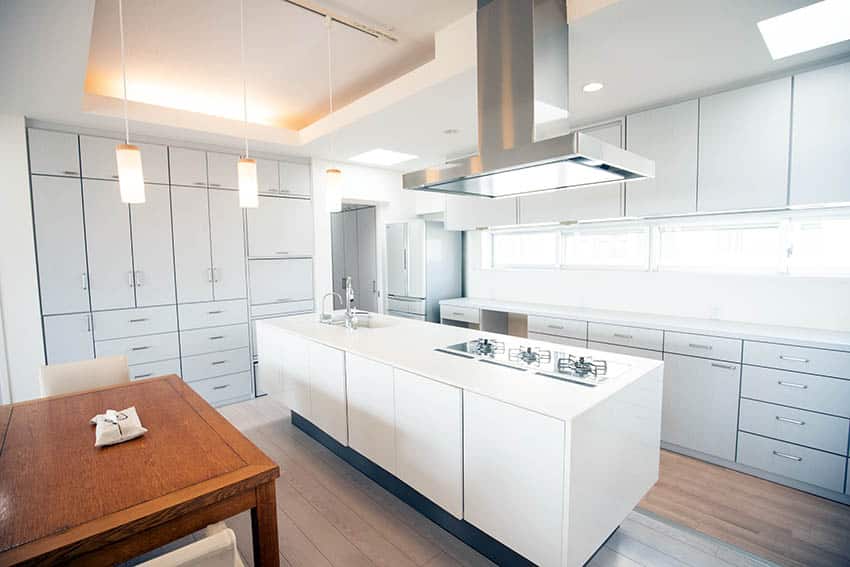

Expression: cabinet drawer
xmin=664 ymin=331 xmax=742 ymax=362
xmin=95 ymin=332 xmax=179 ymax=365
xmin=741 ymin=365 xmax=850 ymax=418
xmin=588 ymin=341 xmax=663 ymax=361
xmin=250 ymin=300 xmax=313 ymax=318
xmin=180 ymin=324 xmax=249 ymax=357
xmin=387 ymin=297 xmax=425 ymax=315
xmin=178 ymin=300 xmax=248 ymax=330
xmin=737 ymin=432 xmax=846 ymax=493
xmin=589 ymin=322 xmax=663 ymax=351
xmin=529 ymin=332 xmax=587 ymax=349
xmin=528 ymin=316 xmax=587 ymax=340
xmin=93 ymin=306 xmax=178 ymax=340
xmin=744 ymin=341 xmax=850 ymax=378
xmin=189 ymin=372 xmax=253 ymax=407
xmin=129 ymin=359 xmax=181 ymax=381
xmin=440 ymin=304 xmax=479 ymax=324
xmin=182 ymin=348 xmax=251 ymax=382
xmin=739 ymin=398 xmax=849 ymax=455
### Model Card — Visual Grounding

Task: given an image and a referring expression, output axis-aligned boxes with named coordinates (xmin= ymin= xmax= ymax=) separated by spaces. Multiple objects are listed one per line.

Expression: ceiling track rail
xmin=281 ymin=0 xmax=398 ymax=42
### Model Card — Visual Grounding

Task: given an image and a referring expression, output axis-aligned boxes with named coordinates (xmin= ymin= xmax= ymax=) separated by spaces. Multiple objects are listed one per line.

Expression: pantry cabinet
xmin=207 ymin=152 xmax=240 ymax=189
xmin=130 ymin=185 xmax=177 ymax=307
xmin=169 ymin=147 xmax=208 ymax=187
xmin=246 ymin=196 xmax=313 ymax=257
xmin=208 ymin=189 xmax=247 ymax=300
xmin=79 ymin=135 xmax=169 ymax=184
xmin=28 ymin=129 xmax=80 ymax=177
xmin=278 ymin=161 xmax=312 ymax=196
xmin=43 ymin=313 xmax=94 ymax=364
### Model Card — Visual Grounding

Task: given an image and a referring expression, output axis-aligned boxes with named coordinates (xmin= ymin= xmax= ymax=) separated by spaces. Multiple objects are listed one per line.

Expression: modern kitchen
xmin=1 ymin=1 xmax=849 ymax=566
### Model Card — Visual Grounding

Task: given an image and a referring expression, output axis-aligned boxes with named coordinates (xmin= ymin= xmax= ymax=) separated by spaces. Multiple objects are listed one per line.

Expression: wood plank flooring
xmin=216 ymin=396 xmax=787 ymax=567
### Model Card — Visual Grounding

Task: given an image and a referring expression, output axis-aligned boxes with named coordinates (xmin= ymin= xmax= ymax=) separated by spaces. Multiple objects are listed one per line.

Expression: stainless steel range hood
xmin=403 ymin=0 xmax=654 ymax=199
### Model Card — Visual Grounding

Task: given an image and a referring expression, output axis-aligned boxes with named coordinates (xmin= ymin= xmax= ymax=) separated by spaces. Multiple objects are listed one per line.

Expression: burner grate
xmin=557 ymin=355 xmax=607 ymax=377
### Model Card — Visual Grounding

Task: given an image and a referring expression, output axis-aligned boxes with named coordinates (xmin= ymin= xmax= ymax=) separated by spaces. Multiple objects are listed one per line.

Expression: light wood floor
xmin=215 ymin=396 xmax=785 ymax=567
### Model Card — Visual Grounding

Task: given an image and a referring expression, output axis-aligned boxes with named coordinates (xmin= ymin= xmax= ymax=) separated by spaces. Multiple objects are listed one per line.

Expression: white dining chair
xmin=137 ymin=523 xmax=245 ymax=567
xmin=38 ymin=355 xmax=130 ymax=397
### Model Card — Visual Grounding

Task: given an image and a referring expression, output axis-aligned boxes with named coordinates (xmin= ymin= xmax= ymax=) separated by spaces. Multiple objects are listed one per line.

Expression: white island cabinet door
xmin=346 ymin=354 xmax=396 ymax=473
xmin=209 ymin=189 xmax=247 ymax=301
xmin=308 ymin=342 xmax=348 ymax=444
xmin=464 ymin=390 xmax=565 ymax=567
xmin=130 ymin=185 xmax=176 ymax=307
xmin=255 ymin=324 xmax=283 ymax=398
xmin=171 ymin=186 xmax=214 ymax=303
xmin=280 ymin=332 xmax=311 ymax=417
xmin=394 ymin=369 xmax=463 ymax=518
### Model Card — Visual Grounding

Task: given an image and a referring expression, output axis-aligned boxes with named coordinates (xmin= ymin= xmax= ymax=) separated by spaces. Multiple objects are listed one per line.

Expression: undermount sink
xmin=321 ymin=311 xmax=395 ymax=330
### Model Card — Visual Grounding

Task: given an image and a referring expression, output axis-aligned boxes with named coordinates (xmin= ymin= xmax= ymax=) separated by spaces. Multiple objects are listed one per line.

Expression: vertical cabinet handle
xmin=85 ymin=314 xmax=92 ymax=333
xmin=81 ymin=273 xmax=88 ymax=291
xmin=207 ymin=268 xmax=214 ymax=283
xmin=372 ymin=280 xmax=377 ymax=293
xmin=213 ymin=268 xmax=220 ymax=283
xmin=403 ymin=248 xmax=407 ymax=270
xmin=134 ymin=270 xmax=143 ymax=287
xmin=127 ymin=272 xmax=135 ymax=288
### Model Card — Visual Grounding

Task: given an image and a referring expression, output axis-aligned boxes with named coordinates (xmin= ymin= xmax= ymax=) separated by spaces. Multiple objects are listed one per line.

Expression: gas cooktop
xmin=435 ymin=337 xmax=629 ymax=387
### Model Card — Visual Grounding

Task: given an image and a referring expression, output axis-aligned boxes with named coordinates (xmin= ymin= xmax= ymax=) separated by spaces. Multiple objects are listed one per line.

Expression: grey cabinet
xmin=43 ymin=313 xmax=93 ymax=364
xmin=28 ymin=129 xmax=79 ymax=177
xmin=207 ymin=152 xmax=239 ymax=189
xmin=246 ymin=196 xmax=313 ymax=258
xmin=79 ymin=135 xmax=169 ymax=184
xmin=342 ymin=209 xmax=360 ymax=291
xmin=356 ymin=207 xmax=378 ymax=312
xmin=790 ymin=61 xmax=850 ymax=206
xmin=444 ymin=194 xmax=518 ymax=231
xmin=386 ymin=223 xmax=407 ymax=297
xmin=625 ymin=100 xmax=699 ymax=216
xmin=171 ymin=185 xmax=214 ymax=303
xmin=209 ymin=189 xmax=247 ymax=300
xmin=278 ymin=161 xmax=311 ymax=196
xmin=130 ymin=185 xmax=176 ymax=306
xmin=31 ymin=176 xmax=89 ymax=315
xmin=697 ymin=78 xmax=792 ymax=212
xmin=386 ymin=220 xmax=427 ymax=299
xmin=169 ymin=147 xmax=208 ymax=187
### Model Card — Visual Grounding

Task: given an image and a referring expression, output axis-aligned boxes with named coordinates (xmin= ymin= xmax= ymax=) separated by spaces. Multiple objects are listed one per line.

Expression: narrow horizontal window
xmin=787 ymin=216 xmax=850 ymax=276
xmin=561 ymin=226 xmax=650 ymax=270
xmin=490 ymin=230 xmax=559 ymax=269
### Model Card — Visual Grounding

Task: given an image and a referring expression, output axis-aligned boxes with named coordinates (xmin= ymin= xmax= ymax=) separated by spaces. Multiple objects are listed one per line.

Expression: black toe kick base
xmin=290 ymin=411 xmax=535 ymax=567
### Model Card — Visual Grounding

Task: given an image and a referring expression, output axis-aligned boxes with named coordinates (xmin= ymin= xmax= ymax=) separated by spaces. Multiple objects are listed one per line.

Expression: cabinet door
xmin=330 ymin=212 xmax=345 ymax=308
xmin=255 ymin=324 xmax=283 ymax=398
xmin=464 ymin=390 xmax=565 ymax=567
xmin=698 ymin=78 xmax=791 ymax=212
xmin=790 ymin=62 xmax=850 ymax=206
xmin=625 ymin=100 xmax=698 ymax=216
xmin=28 ymin=129 xmax=79 ymax=177
xmin=246 ymin=196 xmax=313 ymax=257
xmin=257 ymin=158 xmax=279 ymax=194
xmin=356 ymin=207 xmax=378 ymax=312
xmin=346 ymin=353 xmax=395 ymax=472
xmin=308 ymin=341 xmax=348 ymax=444
xmin=207 ymin=152 xmax=239 ymax=189
xmin=661 ymin=353 xmax=740 ymax=460
xmin=279 ymin=161 xmax=311 ymax=196
xmin=209 ymin=188 xmax=247 ymax=301
xmin=444 ymin=194 xmax=517 ymax=230
xmin=281 ymin=332 xmax=311 ymax=416
xmin=407 ymin=220 xmax=426 ymax=299
xmin=386 ymin=223 xmax=407 ymax=297
xmin=83 ymin=179 xmax=135 ymax=311
xmin=394 ymin=369 xmax=462 ymax=518
xmin=131 ymin=185 xmax=176 ymax=307
xmin=31 ymin=176 xmax=90 ymax=315
xmin=342 ymin=209 xmax=360 ymax=290
xmin=78 ymin=136 xmax=168 ymax=184
xmin=43 ymin=313 xmax=94 ymax=364
xmin=519 ymin=122 xmax=623 ymax=223
xmin=248 ymin=258 xmax=312 ymax=304
xmin=169 ymin=147 xmax=208 ymax=187
xmin=171 ymin=186 xmax=213 ymax=303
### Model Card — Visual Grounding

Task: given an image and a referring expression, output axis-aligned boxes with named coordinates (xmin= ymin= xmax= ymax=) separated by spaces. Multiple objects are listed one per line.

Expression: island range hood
xmin=403 ymin=0 xmax=654 ymax=199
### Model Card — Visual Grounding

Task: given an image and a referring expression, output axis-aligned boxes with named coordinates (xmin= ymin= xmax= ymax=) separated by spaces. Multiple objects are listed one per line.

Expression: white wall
xmin=0 ymin=115 xmax=45 ymax=402
xmin=465 ymin=231 xmax=850 ymax=332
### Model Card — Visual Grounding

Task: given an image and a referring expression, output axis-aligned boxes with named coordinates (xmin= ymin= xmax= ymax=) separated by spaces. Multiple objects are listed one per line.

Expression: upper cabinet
xmin=444 ymin=194 xmax=518 ymax=231
xmin=518 ymin=121 xmax=624 ymax=224
xmin=246 ymin=196 xmax=313 ymax=258
xmin=207 ymin=152 xmax=239 ymax=189
xmin=625 ymin=100 xmax=699 ymax=217
xmin=169 ymin=147 xmax=208 ymax=187
xmin=28 ymin=129 xmax=80 ymax=177
xmin=697 ymin=78 xmax=791 ymax=212
xmin=256 ymin=158 xmax=279 ymax=194
xmin=279 ymin=161 xmax=312 ymax=197
xmin=79 ymin=135 xmax=169 ymax=184
xmin=790 ymin=62 xmax=850 ymax=206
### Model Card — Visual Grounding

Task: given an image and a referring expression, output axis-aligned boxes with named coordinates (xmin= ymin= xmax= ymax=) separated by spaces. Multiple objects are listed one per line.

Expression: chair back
xmin=137 ymin=524 xmax=245 ymax=567
xmin=39 ymin=355 xmax=130 ymax=397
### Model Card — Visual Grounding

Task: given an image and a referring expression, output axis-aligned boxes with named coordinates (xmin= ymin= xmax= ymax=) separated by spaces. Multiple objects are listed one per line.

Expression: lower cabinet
xmin=308 ymin=342 xmax=348 ymax=444
xmin=43 ymin=313 xmax=94 ymax=364
xmin=189 ymin=372 xmax=253 ymax=407
xmin=737 ymin=432 xmax=846 ymax=493
xmin=661 ymin=353 xmax=740 ymax=460
xmin=279 ymin=332 xmax=311 ymax=417
xmin=394 ymin=369 xmax=463 ymax=518
xmin=463 ymin=390 xmax=565 ymax=567
xmin=528 ymin=331 xmax=587 ymax=349
xmin=346 ymin=354 xmax=396 ymax=473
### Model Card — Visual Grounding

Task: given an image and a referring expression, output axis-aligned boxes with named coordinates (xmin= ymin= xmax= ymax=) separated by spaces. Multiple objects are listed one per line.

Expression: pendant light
xmin=115 ymin=0 xmax=145 ymax=204
xmin=325 ymin=16 xmax=343 ymax=213
xmin=237 ymin=0 xmax=259 ymax=208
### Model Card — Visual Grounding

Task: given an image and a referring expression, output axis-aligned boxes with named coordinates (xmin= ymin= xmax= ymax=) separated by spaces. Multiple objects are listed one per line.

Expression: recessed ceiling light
xmin=583 ymin=82 xmax=604 ymax=93
xmin=757 ymin=0 xmax=850 ymax=60
xmin=349 ymin=149 xmax=418 ymax=166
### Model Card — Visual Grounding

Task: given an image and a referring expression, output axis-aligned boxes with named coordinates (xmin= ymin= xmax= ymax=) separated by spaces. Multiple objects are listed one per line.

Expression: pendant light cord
xmin=241 ymin=0 xmax=249 ymax=158
xmin=118 ymin=0 xmax=129 ymax=145
xmin=326 ymin=16 xmax=334 ymax=157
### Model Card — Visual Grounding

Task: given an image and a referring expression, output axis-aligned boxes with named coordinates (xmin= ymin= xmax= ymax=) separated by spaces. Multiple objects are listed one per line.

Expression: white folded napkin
xmin=89 ymin=406 xmax=148 ymax=447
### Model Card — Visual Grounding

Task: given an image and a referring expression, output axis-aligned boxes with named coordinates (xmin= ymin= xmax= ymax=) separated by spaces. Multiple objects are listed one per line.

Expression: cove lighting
xmin=350 ymin=149 xmax=418 ymax=166
xmin=757 ymin=0 xmax=850 ymax=60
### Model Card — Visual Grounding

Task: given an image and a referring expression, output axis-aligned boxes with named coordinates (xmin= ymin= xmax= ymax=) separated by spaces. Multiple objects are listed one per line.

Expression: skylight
xmin=349 ymin=149 xmax=418 ymax=166
xmin=757 ymin=0 xmax=850 ymax=60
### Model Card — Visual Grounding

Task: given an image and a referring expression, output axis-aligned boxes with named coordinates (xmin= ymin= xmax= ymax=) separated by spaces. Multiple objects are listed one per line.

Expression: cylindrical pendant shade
xmin=115 ymin=144 xmax=145 ymax=204
xmin=326 ymin=167 xmax=342 ymax=213
xmin=238 ymin=158 xmax=259 ymax=208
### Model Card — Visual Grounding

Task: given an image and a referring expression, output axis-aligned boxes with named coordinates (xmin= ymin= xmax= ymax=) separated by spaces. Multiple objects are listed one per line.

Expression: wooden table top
xmin=0 ymin=375 xmax=279 ymax=565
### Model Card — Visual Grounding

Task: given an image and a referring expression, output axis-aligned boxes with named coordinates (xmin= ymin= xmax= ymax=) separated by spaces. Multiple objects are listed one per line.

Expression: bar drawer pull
xmin=776 ymin=416 xmax=805 ymax=426
xmin=772 ymin=450 xmax=802 ymax=462
xmin=211 ymin=360 xmax=227 ymax=365
xmin=688 ymin=343 xmax=712 ymax=350
xmin=134 ymin=373 xmax=153 ymax=379
xmin=613 ymin=333 xmax=633 ymax=339
xmin=193 ymin=181 xmax=206 ymax=186
xmin=208 ymin=310 xmax=225 ymax=315
xmin=62 ymin=170 xmax=79 ymax=175
xmin=131 ymin=346 xmax=150 ymax=351
xmin=209 ymin=335 xmax=225 ymax=340
xmin=711 ymin=362 xmax=736 ymax=370
xmin=547 ymin=325 xmax=564 ymax=330
xmin=275 ymin=251 xmax=290 ymax=255
xmin=212 ymin=384 xmax=230 ymax=390
xmin=128 ymin=318 xmax=149 ymax=323
xmin=779 ymin=355 xmax=809 ymax=363
xmin=453 ymin=312 xmax=465 ymax=317
xmin=777 ymin=380 xmax=808 ymax=389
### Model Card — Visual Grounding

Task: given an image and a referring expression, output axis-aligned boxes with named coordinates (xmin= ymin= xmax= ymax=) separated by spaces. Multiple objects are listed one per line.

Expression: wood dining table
xmin=0 ymin=375 xmax=280 ymax=566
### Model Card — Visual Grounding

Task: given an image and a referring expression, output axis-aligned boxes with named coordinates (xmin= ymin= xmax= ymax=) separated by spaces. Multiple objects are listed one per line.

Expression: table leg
xmin=251 ymin=480 xmax=280 ymax=566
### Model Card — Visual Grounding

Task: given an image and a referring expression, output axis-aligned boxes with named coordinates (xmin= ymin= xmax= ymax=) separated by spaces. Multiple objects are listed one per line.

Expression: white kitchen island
xmin=256 ymin=313 xmax=664 ymax=567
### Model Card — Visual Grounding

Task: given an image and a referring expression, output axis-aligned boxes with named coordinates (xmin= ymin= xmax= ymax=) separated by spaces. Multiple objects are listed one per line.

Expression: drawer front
xmin=189 ymin=372 xmax=253 ymax=407
xmin=440 ymin=304 xmax=479 ymax=324
xmin=129 ymin=359 xmax=181 ymax=381
xmin=388 ymin=297 xmax=426 ymax=315
xmin=528 ymin=332 xmax=587 ymax=349
xmin=664 ymin=331 xmax=742 ymax=362
xmin=93 ymin=306 xmax=177 ymax=340
xmin=250 ymin=300 xmax=313 ymax=318
xmin=588 ymin=341 xmax=664 ymax=361
xmin=589 ymin=322 xmax=663 ymax=351
xmin=528 ymin=316 xmax=587 ymax=340
xmin=739 ymin=398 xmax=849 ymax=455
xmin=741 ymin=365 xmax=850 ymax=418
xmin=744 ymin=341 xmax=850 ymax=378
xmin=180 ymin=324 xmax=249 ymax=357
xmin=737 ymin=432 xmax=847 ymax=493
xmin=182 ymin=348 xmax=251 ymax=382
xmin=178 ymin=300 xmax=248 ymax=330
xmin=96 ymin=332 xmax=179 ymax=365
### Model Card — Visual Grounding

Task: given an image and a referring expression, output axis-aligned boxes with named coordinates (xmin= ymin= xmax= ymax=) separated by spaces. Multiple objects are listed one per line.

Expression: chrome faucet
xmin=344 ymin=276 xmax=358 ymax=329
xmin=320 ymin=291 xmax=343 ymax=324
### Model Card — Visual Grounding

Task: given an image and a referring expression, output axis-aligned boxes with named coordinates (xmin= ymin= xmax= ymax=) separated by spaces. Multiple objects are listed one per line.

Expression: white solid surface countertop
xmin=440 ymin=297 xmax=850 ymax=351
xmin=259 ymin=313 xmax=663 ymax=422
